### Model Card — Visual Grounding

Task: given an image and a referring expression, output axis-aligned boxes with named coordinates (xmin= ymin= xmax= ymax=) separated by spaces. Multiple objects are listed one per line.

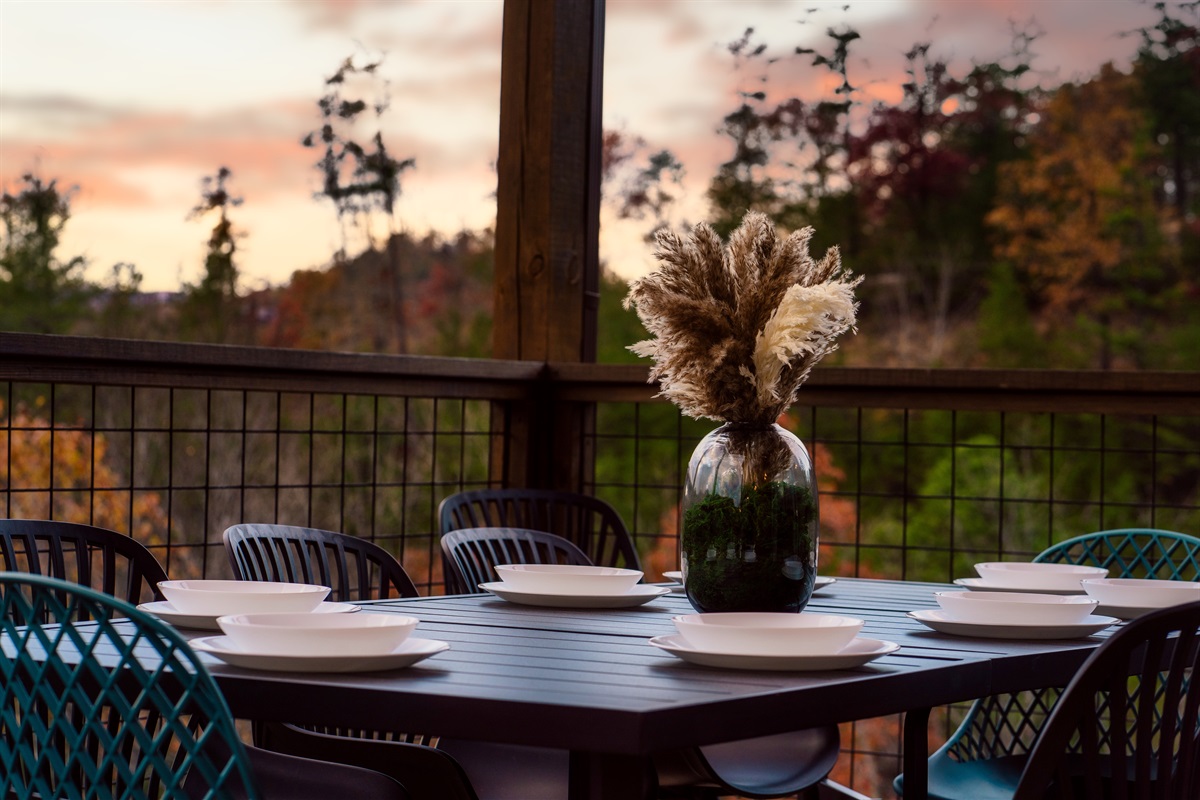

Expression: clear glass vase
xmin=681 ymin=422 xmax=819 ymax=613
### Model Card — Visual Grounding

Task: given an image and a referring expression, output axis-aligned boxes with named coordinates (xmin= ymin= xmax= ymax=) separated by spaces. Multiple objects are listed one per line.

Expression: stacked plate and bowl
xmin=146 ymin=579 xmax=447 ymax=672
xmin=951 ymin=560 xmax=1200 ymax=619
xmin=649 ymin=611 xmax=899 ymax=671
xmin=1080 ymin=577 xmax=1200 ymax=618
xmin=911 ymin=562 xmax=1117 ymax=638
xmin=480 ymin=564 xmax=670 ymax=608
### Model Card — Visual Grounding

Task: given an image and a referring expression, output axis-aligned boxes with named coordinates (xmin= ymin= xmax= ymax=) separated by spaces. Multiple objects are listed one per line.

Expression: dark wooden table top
xmin=179 ymin=578 xmax=1117 ymax=799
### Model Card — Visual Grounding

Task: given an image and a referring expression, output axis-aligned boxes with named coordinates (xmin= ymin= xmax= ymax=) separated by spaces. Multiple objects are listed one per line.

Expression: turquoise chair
xmin=895 ymin=528 xmax=1200 ymax=800
xmin=0 ymin=571 xmax=409 ymax=799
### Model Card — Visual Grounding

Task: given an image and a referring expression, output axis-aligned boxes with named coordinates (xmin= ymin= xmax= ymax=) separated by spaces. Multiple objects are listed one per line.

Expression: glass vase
xmin=681 ymin=422 xmax=819 ymax=613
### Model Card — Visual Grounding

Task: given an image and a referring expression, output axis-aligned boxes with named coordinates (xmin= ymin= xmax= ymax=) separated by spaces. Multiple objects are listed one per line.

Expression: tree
xmin=706 ymin=28 xmax=800 ymax=236
xmin=303 ymin=53 xmax=417 ymax=353
xmin=987 ymin=64 xmax=1168 ymax=368
xmin=1133 ymin=1 xmax=1200 ymax=229
xmin=601 ymin=129 xmax=684 ymax=240
xmin=180 ymin=167 xmax=245 ymax=343
xmin=0 ymin=173 xmax=93 ymax=332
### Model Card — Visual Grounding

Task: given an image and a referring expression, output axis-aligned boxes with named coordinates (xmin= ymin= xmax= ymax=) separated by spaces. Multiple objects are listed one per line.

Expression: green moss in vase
xmin=683 ymin=481 xmax=816 ymax=613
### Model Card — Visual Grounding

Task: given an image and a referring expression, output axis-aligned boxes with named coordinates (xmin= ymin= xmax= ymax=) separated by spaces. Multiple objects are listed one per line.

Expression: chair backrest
xmin=0 ymin=571 xmax=259 ymax=798
xmin=440 ymin=527 xmax=593 ymax=595
xmin=948 ymin=528 xmax=1200 ymax=764
xmin=438 ymin=488 xmax=641 ymax=571
xmin=1012 ymin=600 xmax=1200 ymax=800
xmin=0 ymin=518 xmax=169 ymax=609
xmin=1035 ymin=528 xmax=1200 ymax=580
xmin=224 ymin=523 xmax=419 ymax=602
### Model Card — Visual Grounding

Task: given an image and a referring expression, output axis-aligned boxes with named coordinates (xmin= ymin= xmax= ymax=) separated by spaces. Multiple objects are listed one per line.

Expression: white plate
xmin=663 ymin=571 xmax=683 ymax=583
xmin=1095 ymin=603 xmax=1160 ymax=620
xmin=649 ymin=635 xmax=899 ymax=671
xmin=192 ymin=635 xmax=448 ymax=672
xmin=139 ymin=601 xmax=359 ymax=631
xmin=479 ymin=583 xmax=670 ymax=608
xmin=494 ymin=564 xmax=643 ymax=594
xmin=953 ymin=578 xmax=1083 ymax=596
xmin=907 ymin=609 xmax=1117 ymax=639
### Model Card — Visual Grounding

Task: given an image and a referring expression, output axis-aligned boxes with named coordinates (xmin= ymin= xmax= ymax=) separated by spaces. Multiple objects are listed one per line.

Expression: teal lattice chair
xmin=895 ymin=528 xmax=1200 ymax=800
xmin=0 ymin=571 xmax=409 ymax=799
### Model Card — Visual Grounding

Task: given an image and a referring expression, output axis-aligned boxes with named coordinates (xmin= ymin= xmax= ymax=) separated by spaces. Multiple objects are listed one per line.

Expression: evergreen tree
xmin=180 ymin=167 xmax=244 ymax=343
xmin=0 ymin=173 xmax=93 ymax=333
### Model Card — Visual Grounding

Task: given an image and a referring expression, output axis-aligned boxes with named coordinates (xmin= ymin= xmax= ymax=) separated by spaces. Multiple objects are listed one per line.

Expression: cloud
xmin=285 ymin=0 xmax=405 ymax=31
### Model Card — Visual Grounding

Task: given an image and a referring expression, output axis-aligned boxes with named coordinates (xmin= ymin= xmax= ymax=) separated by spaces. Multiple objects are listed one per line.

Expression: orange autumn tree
xmin=0 ymin=398 xmax=193 ymax=576
xmin=987 ymin=63 xmax=1173 ymax=368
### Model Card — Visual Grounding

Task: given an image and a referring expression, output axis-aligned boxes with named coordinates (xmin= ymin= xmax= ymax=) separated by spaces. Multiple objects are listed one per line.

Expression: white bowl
xmin=934 ymin=591 xmax=1098 ymax=624
xmin=217 ymin=612 xmax=418 ymax=656
xmin=158 ymin=580 xmax=329 ymax=615
xmin=1082 ymin=578 xmax=1200 ymax=609
xmin=493 ymin=564 xmax=643 ymax=595
xmin=974 ymin=562 xmax=1108 ymax=592
xmin=671 ymin=612 xmax=864 ymax=656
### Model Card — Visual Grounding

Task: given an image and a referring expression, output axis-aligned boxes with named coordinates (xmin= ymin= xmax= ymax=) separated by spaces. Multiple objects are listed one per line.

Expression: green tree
xmin=974 ymin=263 xmax=1046 ymax=368
xmin=180 ymin=167 xmax=244 ymax=343
xmin=0 ymin=173 xmax=93 ymax=332
xmin=1133 ymin=1 xmax=1200 ymax=232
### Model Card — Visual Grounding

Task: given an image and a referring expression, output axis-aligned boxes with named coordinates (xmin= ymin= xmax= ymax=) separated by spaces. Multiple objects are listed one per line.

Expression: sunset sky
xmin=1 ymin=0 xmax=1164 ymax=292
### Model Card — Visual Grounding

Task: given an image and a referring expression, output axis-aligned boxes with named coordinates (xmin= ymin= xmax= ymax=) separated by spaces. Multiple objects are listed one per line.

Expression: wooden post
xmin=493 ymin=0 xmax=604 ymax=491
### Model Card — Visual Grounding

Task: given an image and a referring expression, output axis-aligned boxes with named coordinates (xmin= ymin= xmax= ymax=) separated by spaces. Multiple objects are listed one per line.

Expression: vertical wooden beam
xmin=494 ymin=0 xmax=604 ymax=490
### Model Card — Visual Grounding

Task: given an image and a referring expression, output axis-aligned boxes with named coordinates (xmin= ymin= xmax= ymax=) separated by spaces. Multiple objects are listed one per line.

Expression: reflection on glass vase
xmin=681 ymin=422 xmax=818 ymax=613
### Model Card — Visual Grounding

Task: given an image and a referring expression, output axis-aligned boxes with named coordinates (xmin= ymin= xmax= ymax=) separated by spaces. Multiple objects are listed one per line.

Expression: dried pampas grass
xmin=625 ymin=211 xmax=861 ymax=424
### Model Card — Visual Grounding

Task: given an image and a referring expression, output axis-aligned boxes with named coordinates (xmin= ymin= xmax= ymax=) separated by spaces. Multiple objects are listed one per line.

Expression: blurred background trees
xmin=4 ymin=4 xmax=1196 ymax=370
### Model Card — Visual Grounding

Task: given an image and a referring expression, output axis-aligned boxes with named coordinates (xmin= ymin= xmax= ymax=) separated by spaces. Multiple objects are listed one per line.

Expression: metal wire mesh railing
xmin=2 ymin=332 xmax=1198 ymax=798
xmin=573 ymin=366 xmax=1200 ymax=797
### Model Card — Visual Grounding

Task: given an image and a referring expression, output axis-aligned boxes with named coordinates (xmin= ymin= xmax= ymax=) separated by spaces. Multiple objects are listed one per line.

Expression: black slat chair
xmin=0 ymin=518 xmax=168 ymax=607
xmin=224 ymin=523 xmax=568 ymax=800
xmin=439 ymin=488 xmax=642 ymax=572
xmin=224 ymin=522 xmax=419 ymax=601
xmin=440 ymin=526 xmax=593 ymax=594
xmin=1011 ymin=599 xmax=1200 ymax=800
xmin=0 ymin=570 xmax=411 ymax=799
xmin=440 ymin=524 xmax=844 ymax=800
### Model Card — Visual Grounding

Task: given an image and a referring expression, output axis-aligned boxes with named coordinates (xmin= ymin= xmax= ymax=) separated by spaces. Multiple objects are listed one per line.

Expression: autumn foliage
xmin=0 ymin=398 xmax=187 ymax=575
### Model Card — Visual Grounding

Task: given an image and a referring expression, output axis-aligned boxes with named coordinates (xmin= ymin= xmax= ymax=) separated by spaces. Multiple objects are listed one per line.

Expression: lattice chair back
xmin=440 ymin=527 xmax=593 ymax=595
xmin=1035 ymin=528 xmax=1200 ymax=581
xmin=438 ymin=489 xmax=641 ymax=571
xmin=224 ymin=523 xmax=418 ymax=602
xmin=1012 ymin=599 xmax=1200 ymax=800
xmin=899 ymin=529 xmax=1200 ymax=799
xmin=0 ymin=571 xmax=259 ymax=799
xmin=0 ymin=519 xmax=169 ymax=611
xmin=945 ymin=529 xmax=1200 ymax=764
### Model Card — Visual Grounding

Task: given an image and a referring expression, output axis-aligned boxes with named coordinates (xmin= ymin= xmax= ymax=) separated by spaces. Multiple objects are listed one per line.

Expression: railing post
xmin=493 ymin=0 xmax=605 ymax=491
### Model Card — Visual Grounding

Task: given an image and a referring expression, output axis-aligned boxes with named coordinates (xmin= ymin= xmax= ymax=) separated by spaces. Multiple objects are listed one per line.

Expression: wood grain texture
xmin=494 ymin=0 xmax=603 ymax=363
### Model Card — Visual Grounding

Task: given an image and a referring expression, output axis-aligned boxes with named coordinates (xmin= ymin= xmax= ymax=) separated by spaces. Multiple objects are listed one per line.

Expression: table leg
xmin=902 ymin=707 xmax=932 ymax=800
xmin=568 ymin=751 xmax=655 ymax=800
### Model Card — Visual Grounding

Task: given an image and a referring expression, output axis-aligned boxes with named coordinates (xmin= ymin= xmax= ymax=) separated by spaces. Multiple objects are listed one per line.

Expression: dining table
xmin=173 ymin=577 xmax=1121 ymax=800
